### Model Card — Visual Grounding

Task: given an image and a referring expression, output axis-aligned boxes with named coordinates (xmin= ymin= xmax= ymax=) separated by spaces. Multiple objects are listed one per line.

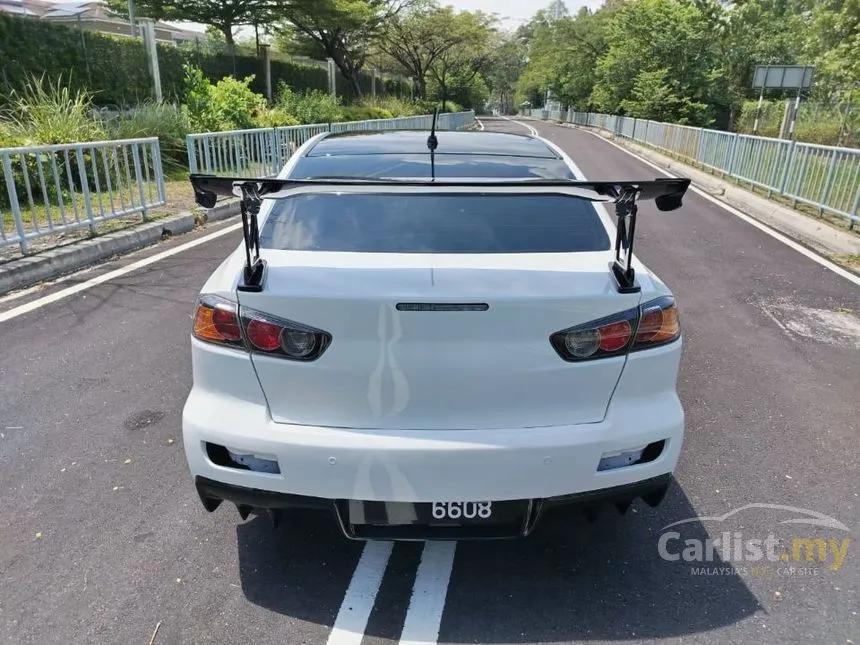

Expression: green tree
xmin=484 ymin=34 xmax=528 ymax=114
xmin=694 ymin=0 xmax=808 ymax=127
xmin=516 ymin=5 xmax=615 ymax=111
xmin=372 ymin=3 xmax=475 ymax=99
xmin=590 ymin=0 xmax=719 ymax=125
xmin=802 ymin=0 xmax=860 ymax=144
xmin=426 ymin=10 xmax=496 ymax=106
xmin=272 ymin=0 xmax=416 ymax=98
xmin=108 ymin=0 xmax=275 ymax=44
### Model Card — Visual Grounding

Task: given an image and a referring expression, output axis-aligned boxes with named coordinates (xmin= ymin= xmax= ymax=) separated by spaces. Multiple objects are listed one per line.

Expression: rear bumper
xmin=182 ymin=372 xmax=683 ymax=540
xmin=182 ymin=381 xmax=683 ymax=501
xmin=194 ymin=473 xmax=674 ymax=540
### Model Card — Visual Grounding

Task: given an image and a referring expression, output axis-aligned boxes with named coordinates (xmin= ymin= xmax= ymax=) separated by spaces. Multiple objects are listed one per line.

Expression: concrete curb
xmin=560 ymin=123 xmax=860 ymax=258
xmin=0 ymin=203 xmax=241 ymax=296
xmin=201 ymin=198 xmax=241 ymax=224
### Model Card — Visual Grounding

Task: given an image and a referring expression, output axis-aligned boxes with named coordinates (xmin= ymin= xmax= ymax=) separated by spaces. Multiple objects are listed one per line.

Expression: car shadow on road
xmin=441 ymin=480 xmax=763 ymax=642
xmin=236 ymin=481 xmax=762 ymax=642
xmin=235 ymin=507 xmax=365 ymax=628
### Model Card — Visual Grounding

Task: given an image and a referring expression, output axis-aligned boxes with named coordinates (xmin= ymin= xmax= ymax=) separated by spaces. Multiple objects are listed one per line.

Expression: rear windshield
xmin=259 ymin=193 xmax=611 ymax=253
xmin=288 ymin=154 xmax=576 ymax=180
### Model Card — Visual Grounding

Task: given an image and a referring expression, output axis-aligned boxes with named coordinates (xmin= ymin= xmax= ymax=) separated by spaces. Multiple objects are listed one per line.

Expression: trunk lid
xmin=237 ymin=250 xmax=641 ymax=430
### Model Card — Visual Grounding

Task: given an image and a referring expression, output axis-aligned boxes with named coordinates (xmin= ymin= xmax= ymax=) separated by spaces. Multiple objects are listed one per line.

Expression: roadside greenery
xmin=512 ymin=0 xmax=860 ymax=146
xmin=0 ymin=62 xmax=465 ymax=185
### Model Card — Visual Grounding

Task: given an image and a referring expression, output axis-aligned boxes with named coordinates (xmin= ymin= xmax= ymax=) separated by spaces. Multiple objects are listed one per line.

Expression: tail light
xmin=192 ymin=295 xmax=331 ymax=362
xmin=193 ymin=295 xmax=245 ymax=348
xmin=550 ymin=296 xmax=679 ymax=362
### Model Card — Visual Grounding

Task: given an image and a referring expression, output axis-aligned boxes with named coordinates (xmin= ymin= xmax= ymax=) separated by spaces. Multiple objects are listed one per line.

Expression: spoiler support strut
xmin=189 ymin=174 xmax=690 ymax=294
xmin=237 ymin=182 xmax=265 ymax=292
xmin=611 ymin=189 xmax=639 ymax=292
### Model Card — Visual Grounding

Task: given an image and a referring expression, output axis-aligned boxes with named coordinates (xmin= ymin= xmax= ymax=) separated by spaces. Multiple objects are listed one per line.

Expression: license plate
xmin=346 ymin=500 xmax=529 ymax=527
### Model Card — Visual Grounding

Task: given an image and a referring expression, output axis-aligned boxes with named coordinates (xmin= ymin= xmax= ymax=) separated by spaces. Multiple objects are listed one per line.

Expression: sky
xmin=444 ymin=0 xmax=604 ymax=27
xmin=170 ymin=0 xmax=607 ymax=35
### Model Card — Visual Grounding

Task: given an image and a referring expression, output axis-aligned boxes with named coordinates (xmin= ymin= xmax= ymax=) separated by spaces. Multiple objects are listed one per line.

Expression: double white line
xmin=325 ymin=541 xmax=457 ymax=645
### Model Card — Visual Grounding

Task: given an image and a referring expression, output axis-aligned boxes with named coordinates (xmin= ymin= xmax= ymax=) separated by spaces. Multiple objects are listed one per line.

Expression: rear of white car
xmin=181 ymin=132 xmax=686 ymax=540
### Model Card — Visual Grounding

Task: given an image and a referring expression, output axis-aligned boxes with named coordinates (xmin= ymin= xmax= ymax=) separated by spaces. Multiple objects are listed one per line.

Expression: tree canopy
xmin=110 ymin=0 xmax=859 ymax=132
xmin=515 ymin=0 xmax=860 ymax=130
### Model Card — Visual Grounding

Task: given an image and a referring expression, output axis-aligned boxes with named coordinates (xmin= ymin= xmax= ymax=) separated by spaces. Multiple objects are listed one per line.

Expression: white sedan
xmin=182 ymin=127 xmax=691 ymax=540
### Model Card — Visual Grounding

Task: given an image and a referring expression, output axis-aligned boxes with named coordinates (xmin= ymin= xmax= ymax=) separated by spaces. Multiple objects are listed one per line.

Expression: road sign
xmin=752 ymin=65 xmax=814 ymax=90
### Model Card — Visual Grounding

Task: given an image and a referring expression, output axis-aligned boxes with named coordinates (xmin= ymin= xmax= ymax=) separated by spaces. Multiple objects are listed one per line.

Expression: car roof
xmin=303 ymin=130 xmax=561 ymax=159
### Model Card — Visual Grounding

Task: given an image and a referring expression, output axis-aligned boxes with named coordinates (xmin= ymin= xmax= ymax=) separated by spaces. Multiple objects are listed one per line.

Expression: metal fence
xmin=186 ymin=111 xmax=477 ymax=176
xmin=1 ymin=138 xmax=166 ymax=253
xmin=525 ymin=109 xmax=860 ymax=228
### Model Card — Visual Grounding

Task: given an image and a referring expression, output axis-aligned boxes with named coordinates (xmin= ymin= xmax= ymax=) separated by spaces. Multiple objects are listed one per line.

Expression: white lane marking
xmin=326 ymin=540 xmax=394 ymax=645
xmin=0 ymin=221 xmax=243 ymax=323
xmin=561 ymin=123 xmax=860 ymax=287
xmin=0 ymin=268 xmax=92 ymax=305
xmin=398 ymin=541 xmax=457 ymax=645
xmin=500 ymin=115 xmax=538 ymax=136
xmin=475 ymin=117 xmax=484 ymax=131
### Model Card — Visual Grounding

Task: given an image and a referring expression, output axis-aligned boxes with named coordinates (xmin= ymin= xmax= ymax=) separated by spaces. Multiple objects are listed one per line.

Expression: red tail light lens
xmin=246 ymin=319 xmax=282 ymax=351
xmin=598 ymin=320 xmax=633 ymax=352
xmin=550 ymin=296 xmax=679 ymax=362
xmin=240 ymin=309 xmax=331 ymax=361
xmin=191 ymin=295 xmax=331 ymax=361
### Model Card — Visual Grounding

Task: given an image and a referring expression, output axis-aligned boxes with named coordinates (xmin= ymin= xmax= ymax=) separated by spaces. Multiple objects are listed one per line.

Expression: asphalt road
xmin=1 ymin=117 xmax=857 ymax=645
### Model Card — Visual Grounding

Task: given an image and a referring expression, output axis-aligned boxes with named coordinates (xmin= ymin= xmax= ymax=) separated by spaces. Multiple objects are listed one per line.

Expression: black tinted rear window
xmin=288 ymin=154 xmax=575 ymax=179
xmin=259 ymin=193 xmax=611 ymax=253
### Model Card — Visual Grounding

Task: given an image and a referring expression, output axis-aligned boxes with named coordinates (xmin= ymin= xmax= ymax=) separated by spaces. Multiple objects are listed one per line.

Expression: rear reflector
xmin=598 ymin=440 xmax=665 ymax=471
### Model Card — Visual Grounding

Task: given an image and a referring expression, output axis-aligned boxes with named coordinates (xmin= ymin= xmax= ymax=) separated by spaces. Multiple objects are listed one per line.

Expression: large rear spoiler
xmin=188 ymin=174 xmax=691 ymax=294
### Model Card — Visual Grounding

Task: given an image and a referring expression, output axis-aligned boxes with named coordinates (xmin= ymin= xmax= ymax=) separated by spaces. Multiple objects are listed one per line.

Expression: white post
xmin=127 ymin=0 xmax=136 ymax=37
xmin=752 ymin=85 xmax=765 ymax=135
xmin=139 ymin=19 xmax=162 ymax=102
xmin=327 ymin=58 xmax=336 ymax=97
xmin=788 ymin=87 xmax=802 ymax=140
xmin=372 ymin=66 xmax=377 ymax=98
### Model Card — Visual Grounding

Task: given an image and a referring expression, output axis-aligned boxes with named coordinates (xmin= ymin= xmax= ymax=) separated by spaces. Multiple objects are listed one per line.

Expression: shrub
xmin=440 ymin=100 xmax=464 ymax=113
xmin=356 ymin=96 xmax=425 ymax=117
xmin=0 ymin=74 xmax=107 ymax=209
xmin=256 ymin=108 xmax=301 ymax=127
xmin=105 ymin=101 xmax=190 ymax=175
xmin=276 ymin=83 xmax=343 ymax=124
xmin=1 ymin=73 xmax=106 ymax=145
xmin=340 ymin=106 xmax=395 ymax=121
xmin=181 ymin=64 xmax=267 ymax=132
xmin=209 ymin=74 xmax=267 ymax=130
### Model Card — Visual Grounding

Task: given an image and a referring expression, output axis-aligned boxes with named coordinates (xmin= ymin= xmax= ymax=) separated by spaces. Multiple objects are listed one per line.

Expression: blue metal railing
xmin=1 ymin=137 xmax=166 ymax=253
xmin=524 ymin=109 xmax=860 ymax=229
xmin=186 ymin=111 xmax=477 ymax=177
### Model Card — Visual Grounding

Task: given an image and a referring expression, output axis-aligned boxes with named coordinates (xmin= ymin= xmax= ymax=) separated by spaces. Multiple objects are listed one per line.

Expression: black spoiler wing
xmin=189 ymin=174 xmax=690 ymax=211
xmin=188 ymin=173 xmax=691 ymax=294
